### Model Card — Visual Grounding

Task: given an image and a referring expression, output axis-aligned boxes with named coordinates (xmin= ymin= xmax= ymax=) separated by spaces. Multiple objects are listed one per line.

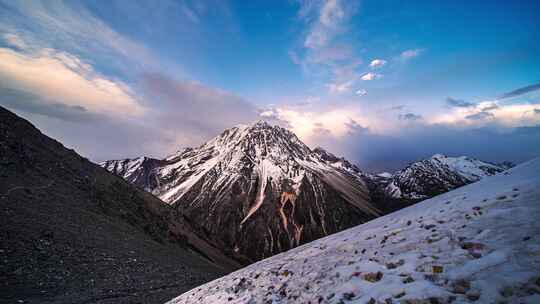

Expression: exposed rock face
xmin=102 ymin=121 xmax=380 ymax=263
xmin=0 ymin=106 xmax=238 ymax=303
xmin=379 ymin=154 xmax=511 ymax=201
xmin=102 ymin=123 xmax=512 ymax=264
xmin=101 ymin=156 xmax=166 ymax=191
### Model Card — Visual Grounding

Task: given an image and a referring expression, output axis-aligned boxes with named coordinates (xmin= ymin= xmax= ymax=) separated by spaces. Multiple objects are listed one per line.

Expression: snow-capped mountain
xmin=101 ymin=156 xmax=166 ymax=191
xmin=380 ymin=154 xmax=511 ymax=201
xmin=101 ymin=121 xmax=381 ymax=263
xmin=166 ymin=157 xmax=540 ymax=304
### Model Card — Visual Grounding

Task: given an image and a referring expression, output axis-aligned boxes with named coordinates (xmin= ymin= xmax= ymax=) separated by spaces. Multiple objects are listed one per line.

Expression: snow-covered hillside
xmin=382 ymin=154 xmax=510 ymax=200
xmin=167 ymin=157 xmax=540 ymax=304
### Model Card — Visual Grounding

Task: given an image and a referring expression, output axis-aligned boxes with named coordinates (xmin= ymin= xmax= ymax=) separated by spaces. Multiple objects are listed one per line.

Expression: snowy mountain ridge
xmin=102 ymin=121 xmax=380 ymax=263
xmin=101 ymin=122 xmax=513 ymax=263
xmin=381 ymin=154 xmax=510 ymax=200
xmin=166 ymin=157 xmax=540 ymax=304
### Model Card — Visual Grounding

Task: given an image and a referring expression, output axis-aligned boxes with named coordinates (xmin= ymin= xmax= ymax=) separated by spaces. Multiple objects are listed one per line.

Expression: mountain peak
xmin=102 ymin=121 xmax=379 ymax=262
xmin=431 ymin=153 xmax=447 ymax=159
xmin=251 ymin=119 xmax=271 ymax=128
xmin=312 ymin=146 xmax=340 ymax=162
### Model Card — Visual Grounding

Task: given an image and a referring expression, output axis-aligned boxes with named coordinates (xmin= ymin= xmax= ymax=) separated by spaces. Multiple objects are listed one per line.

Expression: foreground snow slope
xmin=167 ymin=157 xmax=540 ymax=304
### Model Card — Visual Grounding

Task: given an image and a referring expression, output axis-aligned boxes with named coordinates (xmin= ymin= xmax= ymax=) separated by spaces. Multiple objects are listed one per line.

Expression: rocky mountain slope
xmin=102 ymin=121 xmax=381 ymax=263
xmin=379 ymin=154 xmax=511 ymax=201
xmin=0 ymin=106 xmax=239 ymax=304
xmin=100 ymin=156 xmax=167 ymax=192
xmin=166 ymin=157 xmax=540 ymax=304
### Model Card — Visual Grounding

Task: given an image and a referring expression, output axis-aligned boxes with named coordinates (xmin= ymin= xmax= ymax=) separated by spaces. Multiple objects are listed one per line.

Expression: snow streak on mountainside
xmin=101 ymin=121 xmax=380 ymax=263
xmin=382 ymin=154 xmax=510 ymax=200
xmin=167 ymin=157 xmax=540 ymax=304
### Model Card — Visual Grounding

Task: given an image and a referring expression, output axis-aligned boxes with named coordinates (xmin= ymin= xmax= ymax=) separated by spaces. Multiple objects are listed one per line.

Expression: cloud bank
xmin=1 ymin=0 xmax=539 ymax=173
xmin=0 ymin=47 xmax=143 ymax=117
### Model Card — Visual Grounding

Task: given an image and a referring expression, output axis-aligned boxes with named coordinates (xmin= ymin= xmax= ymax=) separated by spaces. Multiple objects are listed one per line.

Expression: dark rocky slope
xmin=0 ymin=106 xmax=239 ymax=304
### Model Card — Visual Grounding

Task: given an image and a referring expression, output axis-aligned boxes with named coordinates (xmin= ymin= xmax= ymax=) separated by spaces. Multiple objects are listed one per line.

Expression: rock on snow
xmin=166 ymin=157 xmax=540 ymax=304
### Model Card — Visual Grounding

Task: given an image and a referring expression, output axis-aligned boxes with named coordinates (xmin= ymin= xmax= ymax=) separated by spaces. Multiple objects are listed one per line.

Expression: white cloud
xmin=306 ymin=45 xmax=352 ymax=64
xmin=369 ymin=59 xmax=386 ymax=69
xmin=430 ymin=102 xmax=540 ymax=128
xmin=304 ymin=0 xmax=347 ymax=50
xmin=355 ymin=89 xmax=367 ymax=96
xmin=361 ymin=72 xmax=383 ymax=81
xmin=398 ymin=112 xmax=423 ymax=121
xmin=288 ymin=50 xmax=302 ymax=65
xmin=0 ymin=46 xmax=144 ymax=117
xmin=296 ymin=0 xmax=365 ymax=96
xmin=2 ymin=33 xmax=26 ymax=49
xmin=260 ymin=109 xmax=278 ymax=118
xmin=0 ymin=1 xmax=161 ymax=75
xmin=319 ymin=0 xmax=345 ymax=28
xmin=327 ymin=80 xmax=354 ymax=94
xmin=400 ymin=49 xmax=422 ymax=60
xmin=0 ymin=2 xmax=263 ymax=163
xmin=262 ymin=106 xmax=369 ymax=141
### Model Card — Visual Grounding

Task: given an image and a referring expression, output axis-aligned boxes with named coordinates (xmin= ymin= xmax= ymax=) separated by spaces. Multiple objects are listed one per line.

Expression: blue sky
xmin=0 ymin=0 xmax=539 ymax=171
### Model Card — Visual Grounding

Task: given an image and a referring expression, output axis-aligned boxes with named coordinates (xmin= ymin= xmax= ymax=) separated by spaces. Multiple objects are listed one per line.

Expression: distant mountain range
xmin=371 ymin=153 xmax=512 ymax=201
xmin=101 ymin=121 xmax=512 ymax=263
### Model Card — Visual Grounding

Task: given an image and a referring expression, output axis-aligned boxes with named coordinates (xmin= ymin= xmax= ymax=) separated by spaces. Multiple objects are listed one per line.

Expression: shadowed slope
xmin=0 ymin=106 xmax=239 ymax=304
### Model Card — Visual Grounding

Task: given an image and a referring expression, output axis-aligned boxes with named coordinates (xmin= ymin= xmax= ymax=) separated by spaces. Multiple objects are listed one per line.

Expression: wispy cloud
xmin=399 ymin=113 xmax=423 ymax=121
xmin=296 ymin=0 xmax=364 ymax=94
xmin=0 ymin=87 xmax=102 ymax=122
xmin=0 ymin=45 xmax=144 ymax=117
xmin=446 ymin=97 xmax=475 ymax=108
xmin=326 ymin=80 xmax=354 ymax=94
xmin=361 ymin=72 xmax=383 ymax=81
xmin=465 ymin=111 xmax=494 ymax=120
xmin=140 ymin=73 xmax=258 ymax=139
xmin=2 ymin=33 xmax=26 ymax=49
xmin=369 ymin=59 xmax=386 ymax=69
xmin=0 ymin=0 xmax=161 ymax=76
xmin=0 ymin=1 xmax=260 ymax=161
xmin=497 ymin=82 xmax=540 ymax=100
xmin=257 ymin=104 xmax=373 ymax=140
xmin=355 ymin=89 xmax=367 ymax=96
xmin=303 ymin=0 xmax=346 ymax=50
xmin=385 ymin=105 xmax=405 ymax=111
xmin=479 ymin=102 xmax=499 ymax=111
xmin=432 ymin=101 xmax=540 ymax=128
xmin=399 ymin=48 xmax=422 ymax=61
xmin=434 ymin=82 xmax=540 ymax=128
